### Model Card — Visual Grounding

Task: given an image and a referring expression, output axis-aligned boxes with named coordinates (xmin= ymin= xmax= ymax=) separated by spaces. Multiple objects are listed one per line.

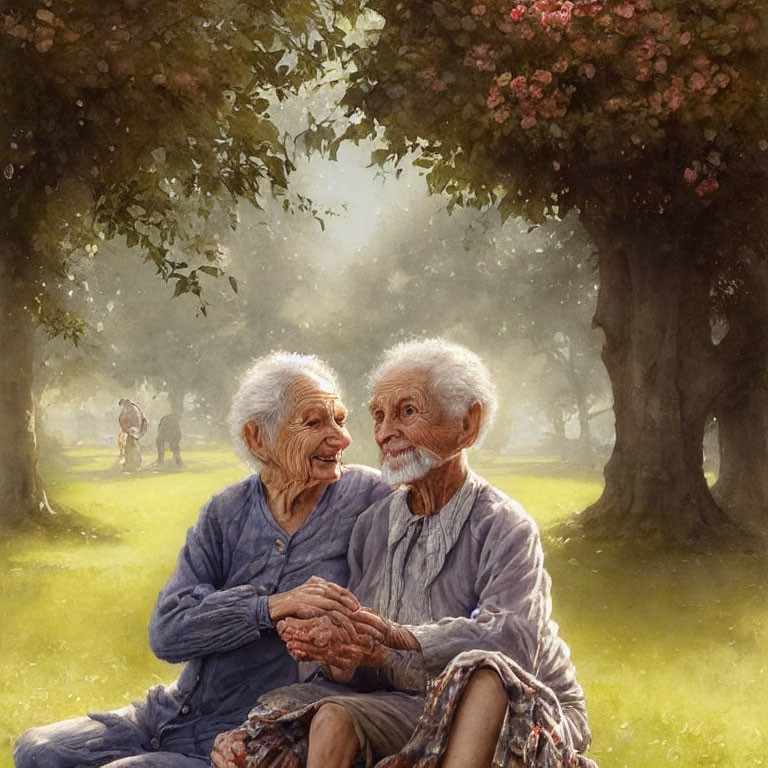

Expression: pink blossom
xmin=552 ymin=160 xmax=561 ymax=171
xmin=487 ymin=87 xmax=505 ymax=109
xmin=509 ymin=5 xmax=525 ymax=21
xmin=471 ymin=3 xmax=486 ymax=16
xmin=683 ymin=168 xmax=698 ymax=184
xmin=692 ymin=54 xmax=712 ymax=72
xmin=635 ymin=65 xmax=651 ymax=82
xmin=552 ymin=56 xmax=570 ymax=73
xmin=695 ymin=176 xmax=719 ymax=197
xmin=614 ymin=3 xmax=634 ymax=18
xmin=35 ymin=37 xmax=53 ymax=52
xmin=509 ymin=76 xmax=528 ymax=95
xmin=633 ymin=36 xmax=656 ymax=61
xmin=654 ymin=58 xmax=668 ymax=74
xmin=581 ymin=63 xmax=596 ymax=79
xmin=494 ymin=108 xmax=510 ymax=123
xmin=688 ymin=72 xmax=706 ymax=92
xmin=529 ymin=84 xmax=544 ymax=100
xmin=663 ymin=86 xmax=683 ymax=111
xmin=679 ymin=31 xmax=691 ymax=45
xmin=418 ymin=67 xmax=437 ymax=81
xmin=713 ymin=73 xmax=730 ymax=89
xmin=532 ymin=69 xmax=553 ymax=85
xmin=521 ymin=115 xmax=537 ymax=129
xmin=603 ymin=98 xmax=622 ymax=113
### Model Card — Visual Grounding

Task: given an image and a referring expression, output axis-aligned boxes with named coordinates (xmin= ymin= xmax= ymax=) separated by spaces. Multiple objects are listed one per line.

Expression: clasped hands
xmin=268 ymin=576 xmax=419 ymax=676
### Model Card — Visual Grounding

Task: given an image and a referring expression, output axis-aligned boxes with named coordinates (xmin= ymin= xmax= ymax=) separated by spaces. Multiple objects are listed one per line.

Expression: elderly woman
xmin=14 ymin=353 xmax=389 ymax=768
xmin=213 ymin=340 xmax=595 ymax=768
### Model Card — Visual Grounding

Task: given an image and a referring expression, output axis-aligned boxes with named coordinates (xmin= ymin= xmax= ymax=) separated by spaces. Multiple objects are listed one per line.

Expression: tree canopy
xmin=0 ymin=0 xmax=359 ymax=329
xmin=343 ymin=0 xmax=766 ymax=227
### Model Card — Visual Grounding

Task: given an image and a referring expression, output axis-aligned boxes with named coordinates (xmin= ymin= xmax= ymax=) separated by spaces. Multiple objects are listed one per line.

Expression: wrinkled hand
xmin=352 ymin=608 xmax=421 ymax=652
xmin=277 ymin=607 xmax=419 ymax=670
xmin=279 ymin=615 xmax=389 ymax=669
xmin=267 ymin=576 xmax=359 ymax=633
xmin=211 ymin=728 xmax=247 ymax=768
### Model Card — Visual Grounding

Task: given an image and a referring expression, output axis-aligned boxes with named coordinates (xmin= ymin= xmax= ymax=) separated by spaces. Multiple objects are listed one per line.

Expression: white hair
xmin=228 ymin=352 xmax=340 ymax=472
xmin=368 ymin=338 xmax=498 ymax=444
xmin=380 ymin=447 xmax=438 ymax=485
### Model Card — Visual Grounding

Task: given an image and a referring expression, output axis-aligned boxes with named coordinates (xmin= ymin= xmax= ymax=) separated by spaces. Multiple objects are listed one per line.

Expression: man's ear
xmin=242 ymin=421 xmax=269 ymax=463
xmin=458 ymin=401 xmax=483 ymax=451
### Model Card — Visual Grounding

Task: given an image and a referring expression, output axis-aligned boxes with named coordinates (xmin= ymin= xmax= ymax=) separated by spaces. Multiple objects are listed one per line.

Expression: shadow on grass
xmin=0 ymin=499 xmax=122 ymax=546
xmin=543 ymin=535 xmax=768 ymax=654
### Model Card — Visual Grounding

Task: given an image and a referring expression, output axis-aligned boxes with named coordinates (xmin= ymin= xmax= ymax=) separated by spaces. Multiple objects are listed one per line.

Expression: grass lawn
xmin=1 ymin=448 xmax=766 ymax=767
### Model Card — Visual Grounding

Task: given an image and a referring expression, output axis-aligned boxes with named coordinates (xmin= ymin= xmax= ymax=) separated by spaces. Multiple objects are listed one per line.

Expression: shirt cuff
xmin=404 ymin=623 xmax=445 ymax=672
xmin=254 ymin=595 xmax=274 ymax=630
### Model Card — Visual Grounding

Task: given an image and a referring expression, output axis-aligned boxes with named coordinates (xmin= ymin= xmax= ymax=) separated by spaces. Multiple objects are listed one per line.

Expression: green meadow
xmin=1 ymin=448 xmax=766 ymax=767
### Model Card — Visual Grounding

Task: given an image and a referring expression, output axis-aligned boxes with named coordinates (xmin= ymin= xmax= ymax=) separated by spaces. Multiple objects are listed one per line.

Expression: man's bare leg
xmin=306 ymin=703 xmax=360 ymax=768
xmin=440 ymin=668 xmax=516 ymax=768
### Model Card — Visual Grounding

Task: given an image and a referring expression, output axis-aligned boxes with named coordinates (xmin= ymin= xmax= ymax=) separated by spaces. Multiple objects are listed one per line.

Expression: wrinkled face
xmin=369 ymin=367 xmax=463 ymax=484
xmin=268 ymin=376 xmax=351 ymax=485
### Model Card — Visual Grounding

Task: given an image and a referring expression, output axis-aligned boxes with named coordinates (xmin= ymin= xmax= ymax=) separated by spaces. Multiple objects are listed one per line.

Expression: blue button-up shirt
xmin=136 ymin=465 xmax=389 ymax=756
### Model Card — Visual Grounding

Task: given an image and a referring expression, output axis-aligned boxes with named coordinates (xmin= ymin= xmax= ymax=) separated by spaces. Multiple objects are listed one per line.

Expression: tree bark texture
xmin=575 ymin=224 xmax=738 ymax=542
xmin=0 ymin=264 xmax=49 ymax=530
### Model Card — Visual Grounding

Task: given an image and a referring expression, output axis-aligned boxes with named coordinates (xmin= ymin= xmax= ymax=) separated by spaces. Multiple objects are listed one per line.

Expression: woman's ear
xmin=242 ymin=421 xmax=269 ymax=463
xmin=458 ymin=401 xmax=483 ymax=451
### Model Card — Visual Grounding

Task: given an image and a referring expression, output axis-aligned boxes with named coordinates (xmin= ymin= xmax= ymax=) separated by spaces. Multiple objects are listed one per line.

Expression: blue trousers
xmin=13 ymin=705 xmax=209 ymax=768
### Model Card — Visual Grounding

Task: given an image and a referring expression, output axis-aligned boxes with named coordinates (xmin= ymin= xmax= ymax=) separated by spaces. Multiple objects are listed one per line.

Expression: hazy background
xmin=37 ymin=105 xmax=617 ymax=473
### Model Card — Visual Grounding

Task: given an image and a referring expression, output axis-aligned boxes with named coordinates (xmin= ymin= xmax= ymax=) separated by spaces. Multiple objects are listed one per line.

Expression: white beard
xmin=380 ymin=448 xmax=438 ymax=485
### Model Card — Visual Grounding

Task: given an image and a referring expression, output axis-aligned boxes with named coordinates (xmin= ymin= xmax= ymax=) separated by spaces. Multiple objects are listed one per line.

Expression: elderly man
xmin=14 ymin=353 xmax=389 ymax=768
xmin=213 ymin=339 xmax=594 ymax=768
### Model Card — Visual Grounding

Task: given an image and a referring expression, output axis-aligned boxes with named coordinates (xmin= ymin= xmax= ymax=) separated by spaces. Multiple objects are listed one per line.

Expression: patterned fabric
xmin=236 ymin=650 xmax=598 ymax=768
xmin=378 ymin=650 xmax=598 ymax=768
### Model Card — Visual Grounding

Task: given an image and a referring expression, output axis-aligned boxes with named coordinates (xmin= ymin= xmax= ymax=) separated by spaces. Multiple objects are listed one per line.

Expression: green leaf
xmin=172 ymin=279 xmax=188 ymax=298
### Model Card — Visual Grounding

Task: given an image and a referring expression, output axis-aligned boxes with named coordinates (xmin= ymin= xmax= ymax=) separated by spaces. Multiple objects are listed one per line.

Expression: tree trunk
xmin=712 ymin=374 xmax=768 ymax=537
xmin=573 ymin=230 xmax=737 ymax=542
xmin=552 ymin=348 xmax=593 ymax=464
xmin=0 ymin=270 xmax=50 ymax=531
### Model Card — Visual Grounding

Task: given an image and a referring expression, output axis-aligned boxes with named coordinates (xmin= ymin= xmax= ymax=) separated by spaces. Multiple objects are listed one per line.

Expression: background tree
xmin=336 ymin=0 xmax=768 ymax=541
xmin=305 ymin=193 xmax=608 ymax=463
xmin=0 ymin=0 xmax=357 ymax=529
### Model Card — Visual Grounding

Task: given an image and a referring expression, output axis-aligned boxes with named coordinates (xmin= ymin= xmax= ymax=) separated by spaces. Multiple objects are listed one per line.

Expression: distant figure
xmin=156 ymin=413 xmax=183 ymax=467
xmin=118 ymin=398 xmax=147 ymax=471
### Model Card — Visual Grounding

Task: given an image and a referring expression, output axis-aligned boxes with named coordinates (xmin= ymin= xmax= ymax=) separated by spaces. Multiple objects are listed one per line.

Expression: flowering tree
xmin=0 ymin=0 xmax=357 ymax=528
xmin=341 ymin=0 xmax=768 ymax=540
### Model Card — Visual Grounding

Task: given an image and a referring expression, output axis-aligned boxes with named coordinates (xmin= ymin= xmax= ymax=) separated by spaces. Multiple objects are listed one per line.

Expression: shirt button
xmin=275 ymin=538 xmax=286 ymax=554
xmin=150 ymin=737 xmax=160 ymax=750
xmin=180 ymin=704 xmax=190 ymax=715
